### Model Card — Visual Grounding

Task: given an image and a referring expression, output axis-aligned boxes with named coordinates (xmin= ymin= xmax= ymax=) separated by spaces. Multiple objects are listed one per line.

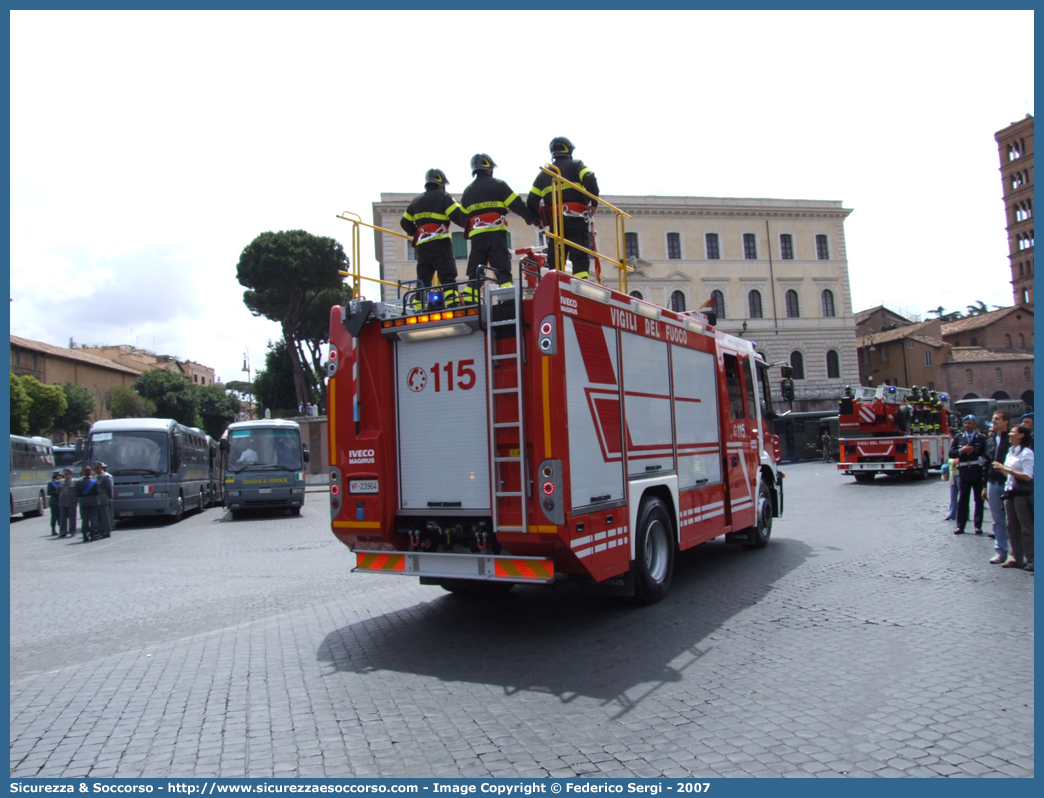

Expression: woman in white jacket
xmin=992 ymin=424 xmax=1034 ymax=571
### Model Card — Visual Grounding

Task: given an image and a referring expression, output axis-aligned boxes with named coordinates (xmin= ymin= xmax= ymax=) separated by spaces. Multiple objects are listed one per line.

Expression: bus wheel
xmin=854 ymin=472 xmax=876 ymax=483
xmin=744 ymin=481 xmax=773 ymax=550
xmin=171 ymin=494 xmax=183 ymax=522
xmin=26 ymin=491 xmax=45 ymax=518
xmin=633 ymin=496 xmax=674 ymax=605
xmin=198 ymin=489 xmax=205 ymax=513
xmin=290 ymin=507 xmax=302 ymax=516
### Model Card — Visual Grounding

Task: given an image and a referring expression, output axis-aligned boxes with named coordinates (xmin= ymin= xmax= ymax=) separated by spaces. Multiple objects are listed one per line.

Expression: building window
xmin=629 ymin=290 xmax=643 ymax=300
xmin=816 ymin=234 xmax=830 ymax=260
xmin=194 ymin=374 xmax=198 ymax=383
xmin=908 ymin=340 xmax=915 ymax=349
xmin=1017 ymin=334 xmax=1025 ymax=348
xmin=711 ymin=290 xmax=725 ymax=318
xmin=407 ymin=242 xmax=417 ymax=261
xmin=862 ymin=348 xmax=869 ymax=366
xmin=748 ymin=290 xmax=763 ymax=319
xmin=790 ymin=351 xmax=805 ymax=380
xmin=970 ymin=337 xmax=978 ymax=346
xmin=667 ymin=233 xmax=682 ymax=259
xmin=965 ymin=369 xmax=973 ymax=384
xmin=670 ymin=290 xmax=687 ymax=312
xmin=1005 ymin=334 xmax=1013 ymax=348
xmin=780 ymin=234 xmax=794 ymax=260
xmin=785 ymin=289 xmax=800 ymax=318
xmin=625 ymin=232 xmax=639 ymax=259
xmin=826 ymin=350 xmax=840 ymax=379
xmin=1020 ymin=262 xmax=1025 ymax=277
xmin=924 ymin=351 xmax=933 ymax=367
xmin=452 ymin=232 xmax=468 ymax=259
xmin=880 ymin=344 xmax=888 ymax=362
xmin=705 ymin=232 xmax=720 ymax=259
xmin=1025 ymin=366 xmax=1032 ymax=382
xmin=821 ymin=289 xmax=836 ymax=317
xmin=927 ymin=381 xmax=935 ymax=390
xmin=995 ymin=368 xmax=1003 ymax=384
xmin=1022 ymin=288 xmax=1030 ymax=303
xmin=743 ymin=233 xmax=757 ymax=259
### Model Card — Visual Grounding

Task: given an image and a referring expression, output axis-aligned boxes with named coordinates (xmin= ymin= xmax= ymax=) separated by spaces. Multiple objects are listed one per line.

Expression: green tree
xmin=133 ymin=369 xmax=200 ymax=427
xmin=10 ymin=372 xmax=30 ymax=435
xmin=19 ymin=376 xmax=68 ymax=436
xmin=927 ymin=306 xmax=964 ymax=322
xmin=54 ymin=382 xmax=96 ymax=439
xmin=236 ymin=230 xmax=350 ymax=412
xmin=224 ymin=380 xmax=254 ymax=401
xmin=110 ymin=385 xmax=155 ymax=419
xmin=197 ymin=384 xmax=241 ymax=439
xmin=253 ymin=339 xmax=311 ymax=417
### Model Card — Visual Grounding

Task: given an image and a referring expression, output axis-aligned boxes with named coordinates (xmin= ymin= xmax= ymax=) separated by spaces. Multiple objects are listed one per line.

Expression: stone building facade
xmin=995 ymin=114 xmax=1034 ymax=306
xmin=10 ymin=335 xmax=143 ymax=428
xmin=371 ymin=193 xmax=857 ymax=412
xmin=82 ymin=345 xmax=216 ymax=386
xmin=856 ymin=319 xmax=949 ymax=392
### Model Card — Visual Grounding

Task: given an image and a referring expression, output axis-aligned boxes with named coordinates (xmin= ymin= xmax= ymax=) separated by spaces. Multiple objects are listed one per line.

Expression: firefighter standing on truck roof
xmin=400 ymin=168 xmax=469 ymax=307
xmin=460 ymin=153 xmax=541 ymax=302
xmin=527 ymin=136 xmax=600 ymax=281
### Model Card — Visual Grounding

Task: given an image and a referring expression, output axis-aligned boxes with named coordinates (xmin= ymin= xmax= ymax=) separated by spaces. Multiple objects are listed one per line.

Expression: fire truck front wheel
xmin=744 ymin=481 xmax=773 ymax=550
xmin=633 ymin=496 xmax=675 ymax=605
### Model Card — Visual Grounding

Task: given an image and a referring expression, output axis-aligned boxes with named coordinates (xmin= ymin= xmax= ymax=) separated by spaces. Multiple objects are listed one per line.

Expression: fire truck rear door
xmin=395 ymin=334 xmax=491 ymax=511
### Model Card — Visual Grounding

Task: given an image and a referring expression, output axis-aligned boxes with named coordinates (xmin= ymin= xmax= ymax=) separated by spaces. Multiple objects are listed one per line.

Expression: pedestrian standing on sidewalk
xmin=983 ymin=411 xmax=1011 ymax=564
xmin=994 ymin=425 xmax=1034 ymax=571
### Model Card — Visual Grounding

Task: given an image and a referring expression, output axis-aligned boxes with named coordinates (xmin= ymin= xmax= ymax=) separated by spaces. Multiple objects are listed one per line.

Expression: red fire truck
xmin=325 ymin=256 xmax=784 ymax=603
xmin=837 ymin=385 xmax=953 ymax=483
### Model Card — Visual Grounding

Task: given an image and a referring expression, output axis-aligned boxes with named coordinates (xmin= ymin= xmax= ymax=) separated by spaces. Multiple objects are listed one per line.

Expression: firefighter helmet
xmin=470 ymin=153 xmax=496 ymax=175
xmin=424 ymin=168 xmax=448 ymax=187
xmin=549 ymin=136 xmax=575 ymax=157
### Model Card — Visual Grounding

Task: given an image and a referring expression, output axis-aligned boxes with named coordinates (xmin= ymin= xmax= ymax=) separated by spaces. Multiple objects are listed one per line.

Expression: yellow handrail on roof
xmin=336 ymin=211 xmax=410 ymax=299
xmin=540 ymin=164 xmax=634 ymax=293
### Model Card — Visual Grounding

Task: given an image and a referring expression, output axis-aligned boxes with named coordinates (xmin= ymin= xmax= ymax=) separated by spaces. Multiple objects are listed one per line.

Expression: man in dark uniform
xmin=58 ymin=468 xmax=78 ymax=538
xmin=76 ymin=465 xmax=100 ymax=542
xmin=47 ymin=471 xmax=62 ymax=535
xmin=460 ymin=153 xmax=541 ymax=301
xmin=527 ymin=136 xmax=600 ymax=280
xmin=949 ymin=414 xmax=987 ymax=535
xmin=400 ymin=168 xmax=469 ymax=307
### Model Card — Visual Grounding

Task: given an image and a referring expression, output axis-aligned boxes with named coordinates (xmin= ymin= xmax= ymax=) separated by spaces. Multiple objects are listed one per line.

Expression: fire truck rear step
xmin=352 ymin=550 xmax=554 ymax=583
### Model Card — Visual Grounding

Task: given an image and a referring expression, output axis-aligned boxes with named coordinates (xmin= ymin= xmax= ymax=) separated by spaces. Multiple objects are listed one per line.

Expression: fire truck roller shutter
xmin=671 ymin=344 xmax=722 ymax=488
xmin=563 ymin=317 xmax=625 ymax=511
xmin=621 ymin=332 xmax=675 ymax=477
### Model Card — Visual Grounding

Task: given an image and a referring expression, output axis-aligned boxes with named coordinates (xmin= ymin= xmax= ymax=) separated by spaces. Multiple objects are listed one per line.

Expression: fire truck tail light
xmin=538 ymin=315 xmax=557 ymax=356
xmin=327 ymin=346 xmax=340 ymax=377
xmin=331 ymin=484 xmax=340 ymax=496
xmin=540 ymin=322 xmax=552 ymax=335
xmin=537 ymin=459 xmax=564 ymax=526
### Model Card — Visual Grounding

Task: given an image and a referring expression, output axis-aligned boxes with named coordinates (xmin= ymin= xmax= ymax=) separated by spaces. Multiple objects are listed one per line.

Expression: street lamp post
xmin=243 ymin=347 xmax=253 ymax=420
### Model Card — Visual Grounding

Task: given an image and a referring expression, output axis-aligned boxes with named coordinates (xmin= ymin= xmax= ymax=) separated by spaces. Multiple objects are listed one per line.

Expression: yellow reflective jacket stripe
xmin=529 ymin=183 xmax=552 ymax=198
xmin=411 ymin=211 xmax=452 ymax=222
xmin=468 ymin=224 xmax=508 ymax=237
xmin=579 ymin=167 xmax=593 ymax=181
xmin=462 ymin=200 xmax=508 ymax=214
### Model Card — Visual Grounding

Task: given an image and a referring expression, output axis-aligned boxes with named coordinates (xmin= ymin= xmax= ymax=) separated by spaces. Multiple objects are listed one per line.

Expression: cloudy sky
xmin=9 ymin=10 xmax=1034 ymax=386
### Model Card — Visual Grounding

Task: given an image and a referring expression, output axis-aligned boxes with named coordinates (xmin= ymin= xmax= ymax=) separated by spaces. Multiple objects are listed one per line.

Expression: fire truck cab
xmin=326 ymin=263 xmax=784 ymax=603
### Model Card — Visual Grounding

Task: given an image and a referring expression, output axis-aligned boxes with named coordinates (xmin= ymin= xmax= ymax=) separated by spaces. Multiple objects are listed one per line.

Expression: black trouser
xmin=466 ymin=230 xmax=513 ymax=285
xmin=956 ymin=467 xmax=985 ymax=531
xmin=548 ymin=217 xmax=591 ymax=275
xmin=79 ymin=502 xmax=98 ymax=540
xmin=49 ymin=502 xmax=59 ymax=532
xmin=416 ymin=240 xmax=458 ymax=288
xmin=59 ymin=505 xmax=77 ymax=536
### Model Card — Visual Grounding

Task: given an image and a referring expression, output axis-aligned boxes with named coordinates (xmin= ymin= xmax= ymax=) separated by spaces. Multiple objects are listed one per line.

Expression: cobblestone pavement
xmin=10 ymin=466 xmax=1034 ymax=778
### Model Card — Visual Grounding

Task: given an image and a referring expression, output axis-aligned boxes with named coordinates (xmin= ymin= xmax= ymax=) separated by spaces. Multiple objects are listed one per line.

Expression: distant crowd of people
xmin=944 ymin=411 xmax=1034 ymax=572
xmin=46 ymin=461 xmax=113 ymax=543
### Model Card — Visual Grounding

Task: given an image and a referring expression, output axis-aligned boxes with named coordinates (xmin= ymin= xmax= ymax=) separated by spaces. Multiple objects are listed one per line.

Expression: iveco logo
xmin=350 ymin=450 xmax=375 ymax=458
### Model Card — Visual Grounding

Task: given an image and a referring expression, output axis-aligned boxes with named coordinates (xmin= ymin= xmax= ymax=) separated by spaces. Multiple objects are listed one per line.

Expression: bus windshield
xmin=88 ymin=431 xmax=169 ymax=475
xmin=954 ymin=400 xmax=994 ymax=418
xmin=227 ymin=428 xmax=302 ymax=472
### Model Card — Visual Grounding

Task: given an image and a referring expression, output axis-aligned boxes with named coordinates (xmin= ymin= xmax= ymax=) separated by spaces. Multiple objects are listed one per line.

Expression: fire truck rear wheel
xmin=744 ymin=481 xmax=773 ymax=550
xmin=916 ymin=455 xmax=930 ymax=480
xmin=633 ymin=496 xmax=674 ymax=605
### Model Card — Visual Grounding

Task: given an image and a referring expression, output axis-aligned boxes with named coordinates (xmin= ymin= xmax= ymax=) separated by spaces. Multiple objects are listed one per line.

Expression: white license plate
xmin=119 ymin=512 xmax=134 ymax=517
xmin=349 ymin=479 xmax=379 ymax=494
xmin=258 ymin=488 xmax=272 ymax=494
xmin=118 ymin=492 xmax=134 ymax=497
